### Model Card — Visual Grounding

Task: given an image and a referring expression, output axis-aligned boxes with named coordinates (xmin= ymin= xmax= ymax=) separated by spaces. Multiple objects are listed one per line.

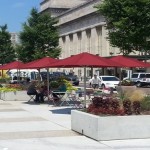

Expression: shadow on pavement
xmin=23 ymin=100 xmax=54 ymax=105
xmin=50 ymin=107 xmax=78 ymax=115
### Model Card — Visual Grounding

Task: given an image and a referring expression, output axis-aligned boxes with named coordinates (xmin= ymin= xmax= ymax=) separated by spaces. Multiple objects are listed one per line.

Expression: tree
xmin=17 ymin=8 xmax=61 ymax=62
xmin=95 ymin=0 xmax=150 ymax=55
xmin=0 ymin=24 xmax=16 ymax=64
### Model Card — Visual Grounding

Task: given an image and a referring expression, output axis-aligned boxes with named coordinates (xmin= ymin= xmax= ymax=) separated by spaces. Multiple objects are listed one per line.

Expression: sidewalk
xmin=0 ymin=100 xmax=150 ymax=150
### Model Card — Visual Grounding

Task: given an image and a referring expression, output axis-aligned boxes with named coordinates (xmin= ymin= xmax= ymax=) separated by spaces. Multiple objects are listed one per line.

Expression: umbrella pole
xmin=17 ymin=69 xmax=20 ymax=84
xmin=84 ymin=67 xmax=86 ymax=108
xmin=47 ymin=68 xmax=50 ymax=99
xmin=37 ymin=69 xmax=41 ymax=84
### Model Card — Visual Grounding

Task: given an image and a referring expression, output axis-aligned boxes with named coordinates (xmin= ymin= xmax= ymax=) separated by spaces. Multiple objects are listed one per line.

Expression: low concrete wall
xmin=71 ymin=110 xmax=150 ymax=141
xmin=0 ymin=91 xmax=29 ymax=101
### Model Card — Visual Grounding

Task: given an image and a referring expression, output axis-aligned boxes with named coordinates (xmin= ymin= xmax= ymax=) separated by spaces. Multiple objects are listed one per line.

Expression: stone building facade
xmin=40 ymin=0 xmax=140 ymax=76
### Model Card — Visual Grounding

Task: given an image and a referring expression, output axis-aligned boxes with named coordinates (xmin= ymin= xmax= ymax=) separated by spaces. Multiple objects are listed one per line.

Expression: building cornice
xmin=59 ymin=21 xmax=106 ymax=37
xmin=57 ymin=0 xmax=101 ymax=26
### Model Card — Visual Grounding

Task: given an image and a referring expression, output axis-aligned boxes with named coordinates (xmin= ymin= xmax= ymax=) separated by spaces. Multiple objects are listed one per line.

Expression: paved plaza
xmin=0 ymin=100 xmax=150 ymax=150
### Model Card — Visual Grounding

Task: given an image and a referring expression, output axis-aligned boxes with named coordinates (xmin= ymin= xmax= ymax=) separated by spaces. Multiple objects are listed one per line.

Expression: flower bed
xmin=0 ymin=84 xmax=29 ymax=101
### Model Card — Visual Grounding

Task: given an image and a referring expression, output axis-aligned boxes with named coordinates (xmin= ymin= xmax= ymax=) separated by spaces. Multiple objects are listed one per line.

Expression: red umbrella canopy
xmin=109 ymin=55 xmax=149 ymax=67
xmin=22 ymin=57 xmax=59 ymax=69
xmin=0 ymin=61 xmax=24 ymax=70
xmin=48 ymin=52 xmax=121 ymax=68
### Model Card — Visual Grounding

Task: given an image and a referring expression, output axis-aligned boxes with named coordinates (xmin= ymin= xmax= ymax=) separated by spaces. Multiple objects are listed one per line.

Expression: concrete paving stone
xmin=0 ymin=130 xmax=79 ymax=140
xmin=0 ymin=108 xmax=25 ymax=112
xmin=0 ymin=136 xmax=112 ymax=150
xmin=0 ymin=111 xmax=38 ymax=118
xmin=102 ymin=138 xmax=150 ymax=150
xmin=0 ymin=103 xmax=11 ymax=105
xmin=0 ymin=121 xmax=68 ymax=132
xmin=0 ymin=117 xmax=46 ymax=123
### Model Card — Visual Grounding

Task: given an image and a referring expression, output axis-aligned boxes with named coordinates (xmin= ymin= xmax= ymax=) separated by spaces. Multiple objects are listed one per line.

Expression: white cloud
xmin=12 ymin=2 xmax=25 ymax=8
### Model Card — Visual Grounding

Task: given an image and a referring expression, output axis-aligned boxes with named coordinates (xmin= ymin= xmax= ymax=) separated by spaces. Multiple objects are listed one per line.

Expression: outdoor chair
xmin=27 ymin=94 xmax=36 ymax=102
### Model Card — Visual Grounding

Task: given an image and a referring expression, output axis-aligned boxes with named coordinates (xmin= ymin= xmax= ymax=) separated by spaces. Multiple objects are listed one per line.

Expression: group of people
xmin=26 ymin=79 xmax=67 ymax=103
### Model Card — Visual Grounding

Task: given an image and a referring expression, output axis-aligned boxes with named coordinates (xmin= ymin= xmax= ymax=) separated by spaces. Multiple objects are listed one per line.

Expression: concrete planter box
xmin=0 ymin=90 xmax=29 ymax=101
xmin=71 ymin=110 xmax=150 ymax=141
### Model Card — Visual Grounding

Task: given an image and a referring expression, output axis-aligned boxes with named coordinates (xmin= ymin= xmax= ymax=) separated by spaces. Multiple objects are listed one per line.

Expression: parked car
xmin=40 ymin=72 xmax=79 ymax=86
xmin=129 ymin=72 xmax=150 ymax=87
xmin=7 ymin=69 xmax=42 ymax=84
xmin=89 ymin=75 xmax=120 ymax=89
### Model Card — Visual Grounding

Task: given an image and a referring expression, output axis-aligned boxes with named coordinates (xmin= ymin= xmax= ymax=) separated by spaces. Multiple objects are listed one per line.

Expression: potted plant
xmin=50 ymin=81 xmax=60 ymax=90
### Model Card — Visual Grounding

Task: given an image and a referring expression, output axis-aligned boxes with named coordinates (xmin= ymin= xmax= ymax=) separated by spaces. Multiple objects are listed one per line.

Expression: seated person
xmin=27 ymin=81 xmax=44 ymax=103
xmin=40 ymin=80 xmax=49 ymax=96
xmin=52 ymin=82 xmax=67 ymax=100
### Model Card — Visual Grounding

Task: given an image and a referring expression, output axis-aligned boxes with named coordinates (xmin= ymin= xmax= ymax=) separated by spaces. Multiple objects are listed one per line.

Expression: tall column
xmin=81 ymin=30 xmax=87 ymax=52
xmin=60 ymin=36 xmax=66 ymax=58
xmin=91 ymin=27 xmax=98 ymax=55
xmin=73 ymin=33 xmax=78 ymax=54
xmin=77 ymin=32 xmax=82 ymax=54
xmin=59 ymin=37 xmax=64 ymax=58
xmin=86 ymin=29 xmax=91 ymax=53
xmin=102 ymin=26 xmax=108 ymax=56
xmin=65 ymin=35 xmax=70 ymax=57
xmin=69 ymin=34 xmax=73 ymax=56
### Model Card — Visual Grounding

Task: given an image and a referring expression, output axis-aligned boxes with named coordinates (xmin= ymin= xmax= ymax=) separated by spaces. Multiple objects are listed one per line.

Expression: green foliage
xmin=17 ymin=8 xmax=61 ymax=62
xmin=63 ymin=79 xmax=78 ymax=92
xmin=0 ymin=87 xmax=18 ymax=92
xmin=50 ymin=81 xmax=60 ymax=89
xmin=0 ymin=25 xmax=16 ymax=64
xmin=121 ymin=79 xmax=134 ymax=86
xmin=141 ymin=95 xmax=150 ymax=111
xmin=0 ymin=77 xmax=11 ymax=84
xmin=95 ymin=0 xmax=150 ymax=54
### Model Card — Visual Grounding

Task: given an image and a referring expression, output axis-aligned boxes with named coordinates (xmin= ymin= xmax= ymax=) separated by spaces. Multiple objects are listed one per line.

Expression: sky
xmin=0 ymin=0 xmax=42 ymax=33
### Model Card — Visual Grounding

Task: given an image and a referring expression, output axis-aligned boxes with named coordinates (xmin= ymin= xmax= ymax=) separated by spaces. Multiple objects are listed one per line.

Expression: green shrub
xmin=0 ymin=87 xmax=18 ymax=92
xmin=0 ymin=77 xmax=11 ymax=83
xmin=121 ymin=79 xmax=134 ymax=86
xmin=141 ymin=95 xmax=150 ymax=111
xmin=50 ymin=81 xmax=59 ymax=89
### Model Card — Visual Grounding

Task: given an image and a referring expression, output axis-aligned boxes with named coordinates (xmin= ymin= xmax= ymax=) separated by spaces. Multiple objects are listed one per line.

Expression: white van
xmin=7 ymin=69 xmax=42 ymax=83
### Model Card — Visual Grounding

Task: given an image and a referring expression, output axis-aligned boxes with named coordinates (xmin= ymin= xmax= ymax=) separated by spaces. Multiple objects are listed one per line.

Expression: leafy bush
xmin=63 ymin=79 xmax=77 ymax=92
xmin=129 ymin=90 xmax=145 ymax=102
xmin=5 ymin=84 xmax=24 ymax=90
xmin=0 ymin=84 xmax=24 ymax=92
xmin=141 ymin=95 xmax=150 ymax=111
xmin=132 ymin=101 xmax=141 ymax=115
xmin=50 ymin=81 xmax=60 ymax=89
xmin=121 ymin=79 xmax=134 ymax=86
xmin=0 ymin=77 xmax=11 ymax=83
xmin=123 ymin=99 xmax=132 ymax=115
xmin=87 ymin=96 xmax=124 ymax=116
xmin=0 ymin=87 xmax=18 ymax=92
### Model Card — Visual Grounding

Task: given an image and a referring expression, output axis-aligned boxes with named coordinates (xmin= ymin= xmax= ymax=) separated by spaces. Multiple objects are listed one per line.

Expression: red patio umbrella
xmin=48 ymin=52 xmax=121 ymax=68
xmin=109 ymin=55 xmax=150 ymax=67
xmin=21 ymin=57 xmax=60 ymax=101
xmin=22 ymin=57 xmax=59 ymax=69
xmin=0 ymin=61 xmax=24 ymax=70
xmin=47 ymin=52 xmax=121 ymax=108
